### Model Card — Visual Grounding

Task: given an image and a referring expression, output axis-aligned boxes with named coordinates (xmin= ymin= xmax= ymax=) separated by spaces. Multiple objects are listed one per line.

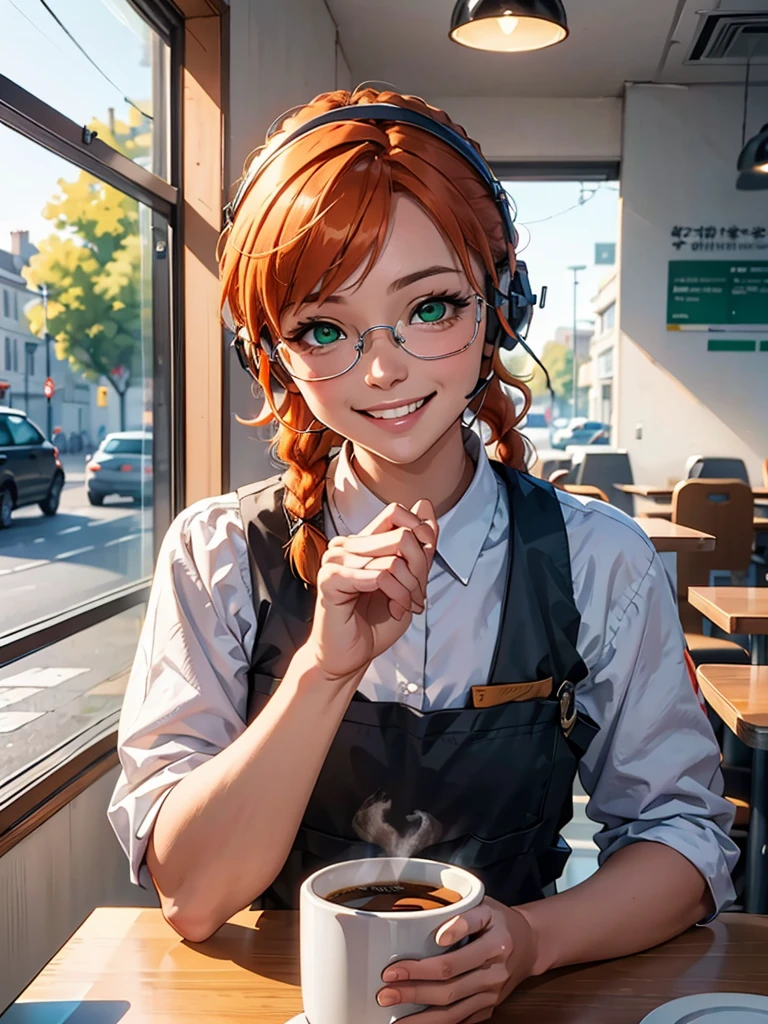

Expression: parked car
xmin=0 ymin=407 xmax=65 ymax=528
xmin=551 ymin=419 xmax=611 ymax=450
xmin=519 ymin=410 xmax=552 ymax=451
xmin=85 ymin=431 xmax=153 ymax=505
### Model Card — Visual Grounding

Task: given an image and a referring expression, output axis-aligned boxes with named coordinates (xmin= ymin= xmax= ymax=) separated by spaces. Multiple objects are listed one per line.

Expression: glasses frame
xmin=270 ymin=293 xmax=487 ymax=383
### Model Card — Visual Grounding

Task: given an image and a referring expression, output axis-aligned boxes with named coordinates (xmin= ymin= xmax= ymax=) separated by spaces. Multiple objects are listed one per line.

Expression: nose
xmin=360 ymin=326 xmax=409 ymax=390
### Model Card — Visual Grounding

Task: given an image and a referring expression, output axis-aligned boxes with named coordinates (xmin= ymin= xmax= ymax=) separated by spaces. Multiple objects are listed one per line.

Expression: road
xmin=0 ymin=457 xmax=153 ymax=635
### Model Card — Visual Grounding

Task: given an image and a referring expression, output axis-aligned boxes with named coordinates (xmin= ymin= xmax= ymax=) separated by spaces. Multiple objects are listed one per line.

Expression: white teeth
xmin=367 ymin=397 xmax=427 ymax=420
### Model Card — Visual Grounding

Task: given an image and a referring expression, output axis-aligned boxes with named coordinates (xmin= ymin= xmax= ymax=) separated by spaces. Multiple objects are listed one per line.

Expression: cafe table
xmin=5 ymin=907 xmax=768 ymax=1024
xmin=633 ymin=518 xmax=715 ymax=553
xmin=689 ymin=586 xmax=768 ymax=915
xmin=616 ymin=484 xmax=768 ymax=502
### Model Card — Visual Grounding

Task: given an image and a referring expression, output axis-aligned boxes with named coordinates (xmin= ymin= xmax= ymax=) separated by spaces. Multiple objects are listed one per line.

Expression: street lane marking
xmin=57 ymin=526 xmax=82 ymax=535
xmin=34 ymin=537 xmax=45 ymax=544
xmin=0 ymin=667 xmax=88 ymax=688
xmin=55 ymin=546 xmax=94 ymax=559
xmin=104 ymin=533 xmax=142 ymax=547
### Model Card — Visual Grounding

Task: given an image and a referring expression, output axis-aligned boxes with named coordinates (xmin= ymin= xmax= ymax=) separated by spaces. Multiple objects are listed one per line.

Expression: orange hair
xmin=218 ymin=87 xmax=532 ymax=586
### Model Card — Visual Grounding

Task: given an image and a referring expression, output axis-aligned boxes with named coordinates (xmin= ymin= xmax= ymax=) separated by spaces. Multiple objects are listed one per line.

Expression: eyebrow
xmin=301 ymin=265 xmax=462 ymax=307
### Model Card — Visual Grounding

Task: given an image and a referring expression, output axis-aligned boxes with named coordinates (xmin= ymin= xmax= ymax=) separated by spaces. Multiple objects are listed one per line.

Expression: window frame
xmin=0 ymin=0 xmax=227 ymax=852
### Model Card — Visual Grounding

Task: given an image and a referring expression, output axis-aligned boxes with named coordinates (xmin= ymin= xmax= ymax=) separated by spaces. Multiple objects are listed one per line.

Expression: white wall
xmin=0 ymin=767 xmax=158 ymax=1013
xmin=227 ymin=0 xmax=351 ymax=491
xmin=617 ymin=84 xmax=768 ymax=486
xmin=431 ymin=96 xmax=622 ymax=163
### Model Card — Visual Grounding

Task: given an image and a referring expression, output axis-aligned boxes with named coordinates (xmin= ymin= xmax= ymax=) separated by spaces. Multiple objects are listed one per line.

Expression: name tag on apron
xmin=470 ymin=678 xmax=553 ymax=708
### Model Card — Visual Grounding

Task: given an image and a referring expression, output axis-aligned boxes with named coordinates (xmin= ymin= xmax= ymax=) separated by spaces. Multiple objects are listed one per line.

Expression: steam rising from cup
xmin=352 ymin=791 xmax=443 ymax=858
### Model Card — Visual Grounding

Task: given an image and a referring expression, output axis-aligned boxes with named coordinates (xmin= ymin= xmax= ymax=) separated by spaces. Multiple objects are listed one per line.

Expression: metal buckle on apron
xmin=557 ymin=681 xmax=578 ymax=738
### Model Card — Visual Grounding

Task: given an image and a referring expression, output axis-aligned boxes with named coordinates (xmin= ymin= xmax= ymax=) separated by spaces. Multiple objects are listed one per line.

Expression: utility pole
xmin=568 ymin=265 xmax=586 ymax=419
xmin=39 ymin=283 xmax=52 ymax=440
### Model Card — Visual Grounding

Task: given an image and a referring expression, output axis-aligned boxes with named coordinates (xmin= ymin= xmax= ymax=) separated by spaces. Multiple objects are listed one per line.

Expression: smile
xmin=358 ymin=394 xmax=435 ymax=420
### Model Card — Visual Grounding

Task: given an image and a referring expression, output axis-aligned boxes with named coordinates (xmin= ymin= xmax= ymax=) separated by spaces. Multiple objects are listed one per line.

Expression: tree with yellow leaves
xmin=22 ymin=107 xmax=152 ymax=430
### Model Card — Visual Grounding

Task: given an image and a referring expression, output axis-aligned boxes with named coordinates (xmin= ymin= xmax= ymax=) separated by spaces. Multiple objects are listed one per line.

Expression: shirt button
xmin=406 ymin=683 xmax=419 ymax=694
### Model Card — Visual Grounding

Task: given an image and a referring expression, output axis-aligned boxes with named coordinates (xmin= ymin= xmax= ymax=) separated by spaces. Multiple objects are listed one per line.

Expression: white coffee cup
xmin=299 ymin=856 xmax=485 ymax=1024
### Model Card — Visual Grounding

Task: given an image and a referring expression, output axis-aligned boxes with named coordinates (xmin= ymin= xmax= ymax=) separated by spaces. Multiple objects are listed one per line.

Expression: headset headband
xmin=223 ymin=101 xmax=553 ymax=402
xmin=225 ymin=103 xmax=517 ymax=245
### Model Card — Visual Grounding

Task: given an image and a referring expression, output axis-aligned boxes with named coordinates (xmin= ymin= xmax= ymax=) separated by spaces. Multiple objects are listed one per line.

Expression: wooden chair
xmin=672 ymin=479 xmax=753 ymax=665
xmin=564 ymin=484 xmax=610 ymax=502
xmin=763 ymin=458 xmax=768 ymax=489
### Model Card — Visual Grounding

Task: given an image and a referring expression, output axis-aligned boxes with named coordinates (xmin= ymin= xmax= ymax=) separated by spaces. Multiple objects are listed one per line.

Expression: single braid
xmin=274 ymin=402 xmax=341 ymax=586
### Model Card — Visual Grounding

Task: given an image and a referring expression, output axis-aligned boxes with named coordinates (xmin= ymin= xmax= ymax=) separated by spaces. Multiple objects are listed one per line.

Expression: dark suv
xmin=0 ymin=407 xmax=66 ymax=528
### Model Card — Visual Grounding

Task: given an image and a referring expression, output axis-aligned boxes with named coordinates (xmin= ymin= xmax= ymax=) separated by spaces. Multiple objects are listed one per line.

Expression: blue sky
xmin=0 ymin=0 xmax=618 ymax=351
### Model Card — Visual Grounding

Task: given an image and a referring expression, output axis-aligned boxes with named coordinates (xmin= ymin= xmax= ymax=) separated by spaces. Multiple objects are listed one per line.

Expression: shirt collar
xmin=326 ymin=429 xmax=500 ymax=586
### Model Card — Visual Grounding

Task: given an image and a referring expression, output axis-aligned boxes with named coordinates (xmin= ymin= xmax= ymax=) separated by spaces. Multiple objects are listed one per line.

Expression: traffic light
xmin=97 ymin=385 xmax=109 ymax=407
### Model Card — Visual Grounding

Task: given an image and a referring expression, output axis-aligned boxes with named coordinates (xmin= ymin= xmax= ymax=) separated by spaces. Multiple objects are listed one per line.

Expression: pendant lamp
xmin=449 ymin=0 xmax=568 ymax=53
xmin=736 ymin=123 xmax=768 ymax=191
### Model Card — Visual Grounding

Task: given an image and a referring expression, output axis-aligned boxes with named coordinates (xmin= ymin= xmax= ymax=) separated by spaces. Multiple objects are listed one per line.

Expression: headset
xmin=222 ymin=103 xmax=553 ymax=406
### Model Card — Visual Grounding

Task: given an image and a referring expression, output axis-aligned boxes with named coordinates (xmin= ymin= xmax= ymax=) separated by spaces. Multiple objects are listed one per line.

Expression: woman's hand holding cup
xmin=306 ymin=499 xmax=438 ymax=682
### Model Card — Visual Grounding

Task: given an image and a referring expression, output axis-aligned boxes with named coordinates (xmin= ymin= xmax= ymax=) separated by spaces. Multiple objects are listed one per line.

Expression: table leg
xmin=746 ymin=747 xmax=768 ymax=914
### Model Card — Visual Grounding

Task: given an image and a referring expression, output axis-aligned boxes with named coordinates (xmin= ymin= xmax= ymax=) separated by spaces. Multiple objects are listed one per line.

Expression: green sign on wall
xmin=667 ymin=260 xmax=768 ymax=328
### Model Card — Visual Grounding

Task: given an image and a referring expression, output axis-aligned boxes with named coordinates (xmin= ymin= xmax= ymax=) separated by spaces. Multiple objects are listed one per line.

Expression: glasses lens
xmin=398 ymin=294 xmax=481 ymax=359
xmin=276 ymin=295 xmax=482 ymax=380
xmin=276 ymin=333 xmax=358 ymax=381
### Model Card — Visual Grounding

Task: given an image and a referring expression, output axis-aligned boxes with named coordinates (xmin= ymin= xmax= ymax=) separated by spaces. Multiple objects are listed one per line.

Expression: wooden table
xmin=634 ymin=518 xmax=716 ymax=553
xmin=688 ymin=587 xmax=768 ymax=648
xmin=697 ymin=665 xmax=768 ymax=916
xmin=6 ymin=908 xmax=768 ymax=1024
xmin=690 ymin=588 xmax=768 ymax=914
xmin=617 ymin=484 xmax=768 ymax=502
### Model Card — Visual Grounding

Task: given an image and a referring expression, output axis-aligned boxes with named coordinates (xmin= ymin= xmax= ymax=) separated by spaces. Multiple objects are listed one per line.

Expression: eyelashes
xmin=285 ymin=290 xmax=473 ymax=341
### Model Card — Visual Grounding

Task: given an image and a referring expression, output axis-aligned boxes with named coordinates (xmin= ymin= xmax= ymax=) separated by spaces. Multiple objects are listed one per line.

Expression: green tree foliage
xmin=22 ymin=109 xmax=151 ymax=428
xmin=528 ymin=340 xmax=573 ymax=408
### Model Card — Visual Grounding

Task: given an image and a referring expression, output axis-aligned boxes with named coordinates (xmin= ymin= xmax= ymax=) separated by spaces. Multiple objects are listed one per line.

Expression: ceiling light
xmin=450 ymin=0 xmax=568 ymax=53
xmin=736 ymin=123 xmax=768 ymax=191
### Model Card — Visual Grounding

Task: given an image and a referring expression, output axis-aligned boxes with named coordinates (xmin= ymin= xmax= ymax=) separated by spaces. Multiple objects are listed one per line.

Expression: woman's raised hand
xmin=306 ymin=499 xmax=438 ymax=683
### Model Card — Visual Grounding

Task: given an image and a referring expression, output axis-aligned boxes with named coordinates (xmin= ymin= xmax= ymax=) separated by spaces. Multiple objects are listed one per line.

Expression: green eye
xmin=415 ymin=300 xmax=447 ymax=324
xmin=309 ymin=324 xmax=342 ymax=346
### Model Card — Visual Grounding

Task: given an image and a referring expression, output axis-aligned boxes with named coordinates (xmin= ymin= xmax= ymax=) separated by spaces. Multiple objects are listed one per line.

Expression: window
xmin=597 ymin=347 xmax=614 ymax=379
xmin=0 ymin=0 xmax=189 ymax=818
xmin=102 ymin=436 xmax=153 ymax=456
xmin=6 ymin=414 xmax=44 ymax=446
xmin=0 ymin=0 xmax=171 ymax=181
xmin=0 ymin=418 xmax=12 ymax=445
xmin=599 ymin=302 xmax=616 ymax=334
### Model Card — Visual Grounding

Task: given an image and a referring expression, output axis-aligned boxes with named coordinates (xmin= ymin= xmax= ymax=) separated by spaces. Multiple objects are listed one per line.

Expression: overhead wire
xmin=35 ymin=0 xmax=152 ymax=121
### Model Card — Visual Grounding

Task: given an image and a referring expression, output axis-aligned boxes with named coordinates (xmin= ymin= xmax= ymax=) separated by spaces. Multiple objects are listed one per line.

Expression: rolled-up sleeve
xmin=570 ymin=508 xmax=738 ymax=917
xmin=107 ymin=496 xmax=256 ymax=889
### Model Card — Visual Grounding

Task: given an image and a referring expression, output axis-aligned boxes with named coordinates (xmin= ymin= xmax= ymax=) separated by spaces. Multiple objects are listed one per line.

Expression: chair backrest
xmin=672 ymin=478 xmax=754 ymax=603
xmin=572 ymin=450 xmax=635 ymax=515
xmin=539 ymin=456 xmax=573 ymax=482
xmin=687 ymin=456 xmax=750 ymax=484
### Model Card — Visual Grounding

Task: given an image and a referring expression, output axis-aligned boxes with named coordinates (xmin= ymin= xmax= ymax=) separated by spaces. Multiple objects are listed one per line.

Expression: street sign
xmin=43 ymin=377 xmax=55 ymax=399
xmin=595 ymin=243 xmax=616 ymax=265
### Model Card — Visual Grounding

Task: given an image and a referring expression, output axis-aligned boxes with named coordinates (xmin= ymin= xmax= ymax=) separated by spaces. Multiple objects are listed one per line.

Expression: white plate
xmin=641 ymin=993 xmax=768 ymax=1022
xmin=284 ymin=1016 xmax=307 ymax=1023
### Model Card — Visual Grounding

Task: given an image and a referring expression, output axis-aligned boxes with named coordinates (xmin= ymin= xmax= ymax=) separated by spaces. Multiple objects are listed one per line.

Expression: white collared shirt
xmin=107 ymin=432 xmax=738 ymax=913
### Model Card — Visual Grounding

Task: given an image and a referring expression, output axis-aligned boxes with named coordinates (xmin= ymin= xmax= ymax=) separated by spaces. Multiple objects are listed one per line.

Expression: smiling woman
xmin=110 ymin=85 xmax=736 ymax=1023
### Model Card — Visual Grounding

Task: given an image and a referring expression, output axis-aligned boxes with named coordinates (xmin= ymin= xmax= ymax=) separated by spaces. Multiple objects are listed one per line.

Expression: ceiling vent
xmin=688 ymin=12 xmax=768 ymax=64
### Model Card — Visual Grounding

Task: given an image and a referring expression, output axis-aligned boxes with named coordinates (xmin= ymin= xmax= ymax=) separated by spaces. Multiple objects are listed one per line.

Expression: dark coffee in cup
xmin=324 ymin=880 xmax=463 ymax=912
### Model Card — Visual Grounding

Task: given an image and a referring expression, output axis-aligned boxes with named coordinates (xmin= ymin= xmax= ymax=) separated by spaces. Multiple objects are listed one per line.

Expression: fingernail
xmin=439 ymin=931 xmax=454 ymax=945
xmin=378 ymin=990 xmax=400 ymax=1006
xmin=383 ymin=967 xmax=405 ymax=982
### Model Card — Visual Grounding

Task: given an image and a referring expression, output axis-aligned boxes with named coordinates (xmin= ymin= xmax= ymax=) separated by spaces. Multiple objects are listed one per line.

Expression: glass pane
xmin=0 ymin=0 xmax=170 ymax=181
xmin=0 ymin=603 xmax=146 ymax=785
xmin=0 ymin=121 xmax=159 ymax=639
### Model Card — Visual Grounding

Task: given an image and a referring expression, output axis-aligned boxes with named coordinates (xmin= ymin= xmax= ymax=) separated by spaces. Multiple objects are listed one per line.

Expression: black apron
xmin=237 ymin=463 xmax=597 ymax=911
